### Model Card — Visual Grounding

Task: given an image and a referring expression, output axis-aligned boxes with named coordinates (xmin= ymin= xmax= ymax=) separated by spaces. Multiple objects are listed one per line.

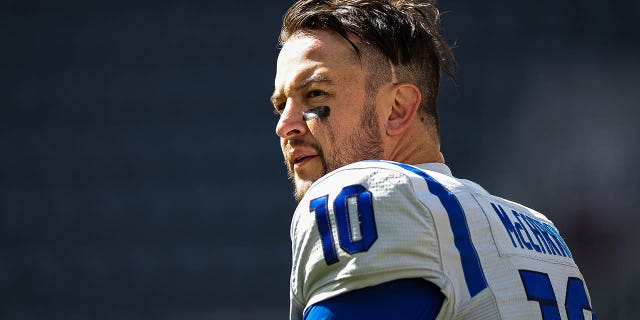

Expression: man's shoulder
xmin=290 ymin=161 xmax=455 ymax=308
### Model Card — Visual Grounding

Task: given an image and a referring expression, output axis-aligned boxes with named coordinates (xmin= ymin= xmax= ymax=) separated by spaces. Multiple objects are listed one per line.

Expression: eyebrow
xmin=271 ymin=74 xmax=334 ymax=106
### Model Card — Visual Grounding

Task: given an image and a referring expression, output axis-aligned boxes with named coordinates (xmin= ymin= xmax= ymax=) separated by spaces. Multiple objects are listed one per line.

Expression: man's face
xmin=272 ymin=30 xmax=384 ymax=201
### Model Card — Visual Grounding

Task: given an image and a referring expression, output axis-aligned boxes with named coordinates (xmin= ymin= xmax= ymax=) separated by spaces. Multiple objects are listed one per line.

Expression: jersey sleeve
xmin=289 ymin=162 xmax=450 ymax=317
xmin=302 ymin=278 xmax=444 ymax=320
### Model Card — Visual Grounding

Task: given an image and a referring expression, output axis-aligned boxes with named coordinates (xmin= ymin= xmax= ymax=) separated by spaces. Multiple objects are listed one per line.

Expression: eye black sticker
xmin=303 ymin=106 xmax=331 ymax=121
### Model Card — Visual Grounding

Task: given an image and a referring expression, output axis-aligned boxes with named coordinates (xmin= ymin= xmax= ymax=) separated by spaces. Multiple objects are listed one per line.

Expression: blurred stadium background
xmin=3 ymin=0 xmax=639 ymax=319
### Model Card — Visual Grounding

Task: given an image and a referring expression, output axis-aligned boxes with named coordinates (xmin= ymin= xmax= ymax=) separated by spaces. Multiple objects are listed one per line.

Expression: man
xmin=271 ymin=1 xmax=596 ymax=319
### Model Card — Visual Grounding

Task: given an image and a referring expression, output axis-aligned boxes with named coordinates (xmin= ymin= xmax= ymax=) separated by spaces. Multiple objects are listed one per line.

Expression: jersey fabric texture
xmin=289 ymin=160 xmax=595 ymax=320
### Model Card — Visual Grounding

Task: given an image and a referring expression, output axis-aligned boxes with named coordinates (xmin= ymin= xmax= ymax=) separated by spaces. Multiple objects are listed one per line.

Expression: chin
xmin=293 ymin=178 xmax=315 ymax=202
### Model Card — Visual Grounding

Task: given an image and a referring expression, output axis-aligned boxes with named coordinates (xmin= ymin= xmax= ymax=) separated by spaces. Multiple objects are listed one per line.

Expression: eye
xmin=307 ymin=90 xmax=325 ymax=98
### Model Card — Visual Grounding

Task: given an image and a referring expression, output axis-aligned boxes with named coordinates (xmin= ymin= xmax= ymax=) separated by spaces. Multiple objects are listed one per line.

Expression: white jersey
xmin=289 ymin=160 xmax=595 ymax=320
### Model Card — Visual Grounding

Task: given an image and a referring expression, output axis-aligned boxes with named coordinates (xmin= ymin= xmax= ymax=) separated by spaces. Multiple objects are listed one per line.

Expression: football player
xmin=270 ymin=1 xmax=596 ymax=319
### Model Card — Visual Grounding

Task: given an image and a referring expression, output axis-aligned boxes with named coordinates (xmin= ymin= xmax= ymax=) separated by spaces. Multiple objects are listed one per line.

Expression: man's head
xmin=272 ymin=0 xmax=454 ymax=201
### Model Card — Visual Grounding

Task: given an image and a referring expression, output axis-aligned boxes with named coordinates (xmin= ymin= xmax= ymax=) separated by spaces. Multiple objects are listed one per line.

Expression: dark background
xmin=3 ymin=0 xmax=639 ymax=319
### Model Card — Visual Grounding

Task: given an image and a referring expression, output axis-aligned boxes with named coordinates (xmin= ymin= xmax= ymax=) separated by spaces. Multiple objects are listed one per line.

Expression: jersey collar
xmin=413 ymin=162 xmax=453 ymax=177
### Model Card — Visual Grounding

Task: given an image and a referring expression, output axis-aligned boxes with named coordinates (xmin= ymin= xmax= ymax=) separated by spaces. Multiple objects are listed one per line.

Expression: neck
xmin=383 ymin=124 xmax=443 ymax=165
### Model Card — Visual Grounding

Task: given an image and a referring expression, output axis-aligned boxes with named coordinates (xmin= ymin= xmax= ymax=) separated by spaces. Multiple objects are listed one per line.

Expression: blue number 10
xmin=309 ymin=184 xmax=378 ymax=265
xmin=519 ymin=270 xmax=597 ymax=320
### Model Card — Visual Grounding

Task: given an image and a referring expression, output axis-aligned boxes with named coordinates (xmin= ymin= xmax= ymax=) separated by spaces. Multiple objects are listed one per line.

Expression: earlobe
xmin=386 ymin=83 xmax=421 ymax=136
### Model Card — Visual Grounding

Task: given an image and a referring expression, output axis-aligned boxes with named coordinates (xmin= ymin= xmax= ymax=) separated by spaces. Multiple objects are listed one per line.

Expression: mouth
xmin=293 ymin=154 xmax=318 ymax=169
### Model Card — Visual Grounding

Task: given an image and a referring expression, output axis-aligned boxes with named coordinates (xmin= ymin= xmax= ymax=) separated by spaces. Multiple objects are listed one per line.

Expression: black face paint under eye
xmin=302 ymin=106 xmax=331 ymax=121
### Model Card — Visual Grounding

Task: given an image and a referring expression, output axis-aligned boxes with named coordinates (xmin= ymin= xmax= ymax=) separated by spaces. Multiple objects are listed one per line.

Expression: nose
xmin=275 ymin=99 xmax=308 ymax=139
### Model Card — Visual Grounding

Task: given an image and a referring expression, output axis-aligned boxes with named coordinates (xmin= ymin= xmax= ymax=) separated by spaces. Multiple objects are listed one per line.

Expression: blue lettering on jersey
xmin=491 ymin=203 xmax=522 ymax=248
xmin=538 ymin=221 xmax=572 ymax=258
xmin=520 ymin=214 xmax=548 ymax=254
xmin=512 ymin=210 xmax=539 ymax=252
xmin=490 ymin=203 xmax=572 ymax=259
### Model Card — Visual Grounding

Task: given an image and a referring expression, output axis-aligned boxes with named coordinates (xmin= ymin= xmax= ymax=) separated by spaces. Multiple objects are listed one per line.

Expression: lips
xmin=288 ymin=148 xmax=319 ymax=170
xmin=294 ymin=154 xmax=317 ymax=167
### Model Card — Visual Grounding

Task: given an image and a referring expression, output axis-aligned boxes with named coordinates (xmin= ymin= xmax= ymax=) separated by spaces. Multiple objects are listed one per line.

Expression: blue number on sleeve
xmin=334 ymin=184 xmax=377 ymax=255
xmin=310 ymin=184 xmax=378 ymax=265
xmin=310 ymin=195 xmax=338 ymax=265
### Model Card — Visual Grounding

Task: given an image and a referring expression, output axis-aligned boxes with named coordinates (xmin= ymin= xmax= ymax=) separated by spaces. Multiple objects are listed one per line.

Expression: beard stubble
xmin=288 ymin=102 xmax=383 ymax=202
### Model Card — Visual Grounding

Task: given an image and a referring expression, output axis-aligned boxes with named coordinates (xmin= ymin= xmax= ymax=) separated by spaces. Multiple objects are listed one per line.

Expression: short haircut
xmin=279 ymin=0 xmax=456 ymax=130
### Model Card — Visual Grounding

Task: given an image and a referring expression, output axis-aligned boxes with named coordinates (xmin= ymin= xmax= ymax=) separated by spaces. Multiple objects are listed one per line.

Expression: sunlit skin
xmin=272 ymin=30 xmax=444 ymax=201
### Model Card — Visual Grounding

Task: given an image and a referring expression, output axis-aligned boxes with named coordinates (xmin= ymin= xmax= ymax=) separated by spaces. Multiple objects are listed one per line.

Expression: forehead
xmin=274 ymin=30 xmax=362 ymax=88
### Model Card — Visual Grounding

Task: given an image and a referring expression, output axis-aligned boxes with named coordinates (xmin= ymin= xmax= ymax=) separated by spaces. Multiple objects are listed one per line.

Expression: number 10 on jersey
xmin=309 ymin=184 xmax=378 ymax=265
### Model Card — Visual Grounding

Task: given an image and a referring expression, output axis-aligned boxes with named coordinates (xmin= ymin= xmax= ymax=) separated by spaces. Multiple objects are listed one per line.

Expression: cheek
xmin=307 ymin=120 xmax=334 ymax=148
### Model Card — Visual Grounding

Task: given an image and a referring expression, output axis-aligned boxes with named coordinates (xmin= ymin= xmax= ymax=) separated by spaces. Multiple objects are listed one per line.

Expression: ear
xmin=385 ymin=83 xmax=421 ymax=136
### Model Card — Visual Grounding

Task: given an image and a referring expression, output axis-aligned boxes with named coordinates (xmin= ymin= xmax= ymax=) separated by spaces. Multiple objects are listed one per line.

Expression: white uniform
xmin=289 ymin=160 xmax=595 ymax=320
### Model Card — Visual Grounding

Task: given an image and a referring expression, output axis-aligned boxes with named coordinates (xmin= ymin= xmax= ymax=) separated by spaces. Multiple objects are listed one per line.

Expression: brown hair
xmin=279 ymin=0 xmax=456 ymax=129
